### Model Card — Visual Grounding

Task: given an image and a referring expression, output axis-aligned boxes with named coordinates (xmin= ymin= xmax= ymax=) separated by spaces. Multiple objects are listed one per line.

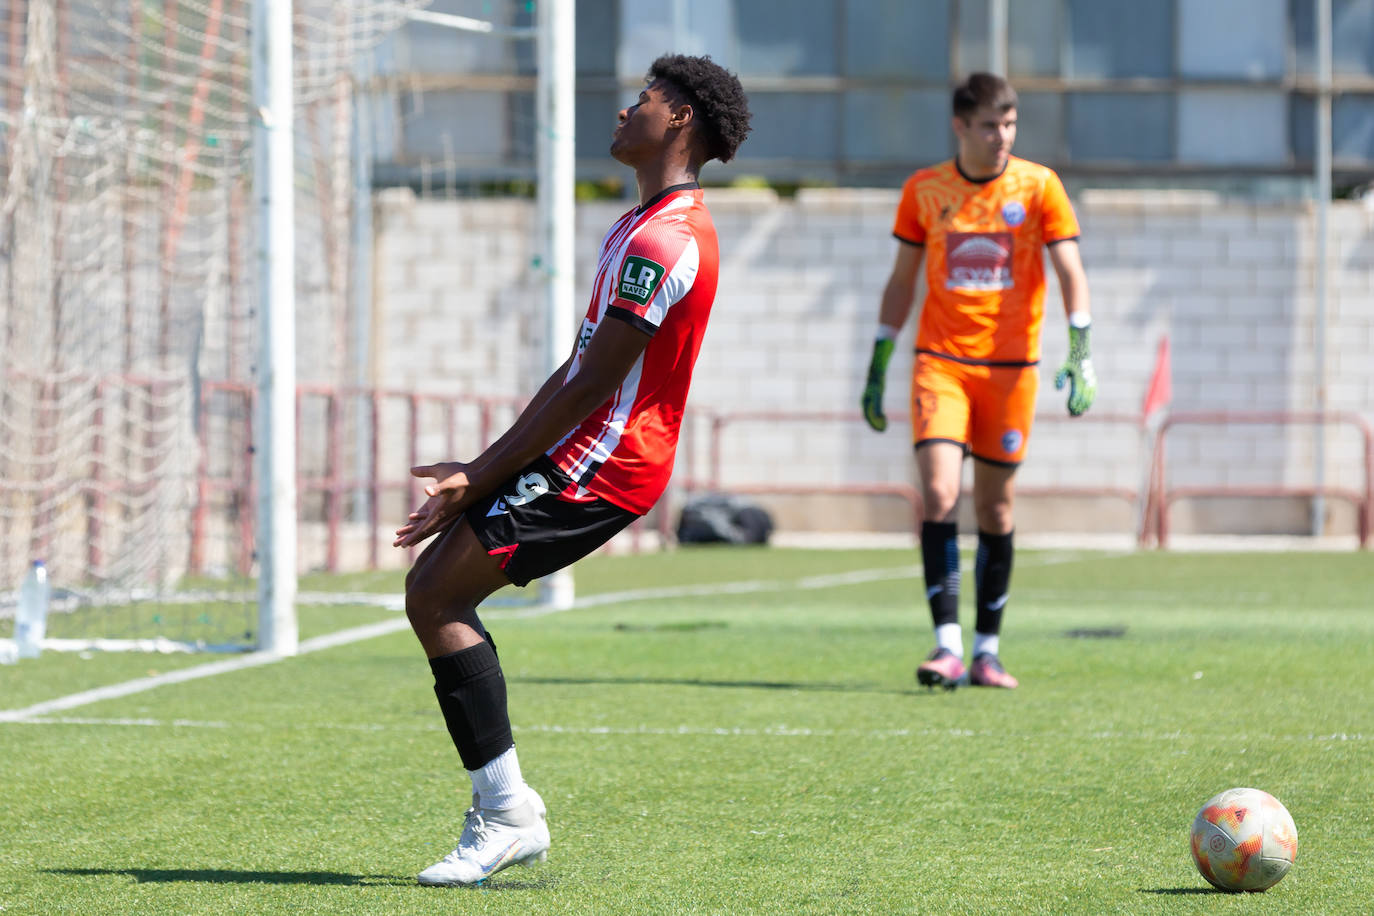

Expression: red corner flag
xmin=1142 ymin=335 xmax=1172 ymax=418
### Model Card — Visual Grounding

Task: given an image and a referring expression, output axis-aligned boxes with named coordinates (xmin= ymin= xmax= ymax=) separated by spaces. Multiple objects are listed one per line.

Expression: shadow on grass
xmin=515 ymin=674 xmax=919 ymax=697
xmin=46 ymin=868 xmax=411 ymax=887
xmin=1139 ymin=888 xmax=1222 ymax=895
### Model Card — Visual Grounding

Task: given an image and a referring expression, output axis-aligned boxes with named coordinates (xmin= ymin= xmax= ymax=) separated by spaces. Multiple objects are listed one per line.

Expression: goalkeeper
xmin=860 ymin=72 xmax=1096 ymax=691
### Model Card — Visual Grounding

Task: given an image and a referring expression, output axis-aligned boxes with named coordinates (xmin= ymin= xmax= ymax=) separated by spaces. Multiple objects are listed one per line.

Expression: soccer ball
xmin=1189 ymin=787 xmax=1297 ymax=892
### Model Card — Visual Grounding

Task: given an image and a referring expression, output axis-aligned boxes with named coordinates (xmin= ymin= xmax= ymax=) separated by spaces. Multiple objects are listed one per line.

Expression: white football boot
xmin=417 ymin=789 xmax=550 ymax=886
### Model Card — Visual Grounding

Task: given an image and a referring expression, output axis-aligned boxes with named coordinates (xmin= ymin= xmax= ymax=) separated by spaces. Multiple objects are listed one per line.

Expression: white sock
xmin=934 ymin=622 xmax=963 ymax=658
xmin=469 ymin=745 xmax=527 ymax=811
xmin=973 ymin=632 xmax=999 ymax=659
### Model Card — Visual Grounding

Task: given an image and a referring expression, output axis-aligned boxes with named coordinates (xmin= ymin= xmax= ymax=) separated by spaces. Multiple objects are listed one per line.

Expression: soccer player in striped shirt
xmin=393 ymin=54 xmax=750 ymax=886
xmin=861 ymin=73 xmax=1096 ymax=691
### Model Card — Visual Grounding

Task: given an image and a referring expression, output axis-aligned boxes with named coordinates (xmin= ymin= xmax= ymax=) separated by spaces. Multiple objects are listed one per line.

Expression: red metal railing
xmin=189 ymin=382 xmax=529 ymax=574
xmin=1143 ymin=410 xmax=1373 ymax=549
xmin=677 ymin=408 xmax=1146 ymax=529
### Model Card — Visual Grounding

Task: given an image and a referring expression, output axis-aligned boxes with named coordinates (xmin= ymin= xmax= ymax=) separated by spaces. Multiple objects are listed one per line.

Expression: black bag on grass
xmin=676 ymin=494 xmax=774 ymax=545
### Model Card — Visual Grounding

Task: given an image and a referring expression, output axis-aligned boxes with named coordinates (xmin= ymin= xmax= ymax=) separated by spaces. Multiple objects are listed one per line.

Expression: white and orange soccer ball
xmin=1189 ymin=787 xmax=1297 ymax=892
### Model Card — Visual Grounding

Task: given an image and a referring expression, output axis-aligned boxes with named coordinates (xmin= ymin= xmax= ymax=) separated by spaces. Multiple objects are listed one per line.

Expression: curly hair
xmin=647 ymin=54 xmax=752 ymax=164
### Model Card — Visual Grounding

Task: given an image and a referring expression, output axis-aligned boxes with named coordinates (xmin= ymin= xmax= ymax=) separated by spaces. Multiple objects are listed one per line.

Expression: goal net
xmin=0 ymin=0 xmax=425 ymax=651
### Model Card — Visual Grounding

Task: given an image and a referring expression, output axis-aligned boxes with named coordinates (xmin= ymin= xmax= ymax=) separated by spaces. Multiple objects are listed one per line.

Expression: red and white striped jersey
xmin=547 ymin=183 xmax=719 ymax=514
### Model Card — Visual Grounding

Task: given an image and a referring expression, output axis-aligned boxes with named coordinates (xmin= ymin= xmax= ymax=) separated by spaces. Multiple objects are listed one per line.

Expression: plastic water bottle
xmin=15 ymin=560 xmax=50 ymax=658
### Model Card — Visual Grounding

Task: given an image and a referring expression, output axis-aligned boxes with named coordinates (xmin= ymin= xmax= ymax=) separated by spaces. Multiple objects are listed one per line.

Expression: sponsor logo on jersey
xmin=1001 ymin=200 xmax=1026 ymax=226
xmin=945 ymin=231 xmax=1013 ymax=291
xmin=617 ymin=255 xmax=666 ymax=307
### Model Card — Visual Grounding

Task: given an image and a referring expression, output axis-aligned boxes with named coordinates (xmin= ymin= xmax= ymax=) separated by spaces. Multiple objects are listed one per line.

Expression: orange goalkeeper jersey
xmin=892 ymin=156 xmax=1080 ymax=364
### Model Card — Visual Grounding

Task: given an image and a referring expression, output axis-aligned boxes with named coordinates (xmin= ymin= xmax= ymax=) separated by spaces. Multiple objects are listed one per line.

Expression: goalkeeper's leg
xmin=969 ymin=460 xmax=1020 ymax=688
xmin=914 ymin=441 xmax=967 ymax=689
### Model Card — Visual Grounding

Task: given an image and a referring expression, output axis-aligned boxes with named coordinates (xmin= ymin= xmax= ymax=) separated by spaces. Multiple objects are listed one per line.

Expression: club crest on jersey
xmin=1001 ymin=429 xmax=1023 ymax=454
xmin=1002 ymin=200 xmax=1026 ymax=227
xmin=618 ymin=255 xmax=666 ymax=306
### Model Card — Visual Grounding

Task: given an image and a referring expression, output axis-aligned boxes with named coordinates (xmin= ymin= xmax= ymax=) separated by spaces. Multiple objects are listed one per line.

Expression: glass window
xmin=845 ymin=0 xmax=950 ymax=79
xmin=617 ymin=0 xmax=738 ymax=78
xmin=735 ymin=0 xmax=839 ymax=76
xmin=842 ymin=89 xmax=950 ymax=163
xmin=1294 ymin=0 xmax=1374 ymax=76
xmin=1291 ymin=94 xmax=1314 ymax=160
xmin=955 ymin=0 xmax=988 ymax=75
xmin=401 ymin=91 xmax=533 ymax=164
xmin=576 ymin=0 xmax=618 ymax=76
xmin=403 ymin=0 xmax=534 ymax=75
xmin=576 ymin=92 xmax=620 ymax=163
xmin=1178 ymin=0 xmax=1286 ymax=79
xmin=1008 ymin=0 xmax=1063 ymax=77
xmin=1067 ymin=93 xmax=1173 ymax=161
xmin=1292 ymin=93 xmax=1374 ymax=163
xmin=1335 ymin=95 xmax=1374 ymax=161
xmin=1177 ymin=91 xmax=1288 ymax=165
xmin=1011 ymin=91 xmax=1065 ymax=164
xmin=1064 ymin=0 xmax=1172 ymax=79
xmin=731 ymin=92 xmax=841 ymax=161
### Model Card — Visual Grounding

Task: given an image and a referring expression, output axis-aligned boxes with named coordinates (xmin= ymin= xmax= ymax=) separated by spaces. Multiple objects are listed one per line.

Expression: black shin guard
xmin=429 ymin=640 xmax=514 ymax=771
xmin=920 ymin=521 xmax=961 ymax=627
xmin=975 ymin=529 xmax=1014 ymax=636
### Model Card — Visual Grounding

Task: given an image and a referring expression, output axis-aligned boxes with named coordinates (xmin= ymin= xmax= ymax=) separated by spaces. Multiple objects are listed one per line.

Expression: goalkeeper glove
xmin=861 ymin=337 xmax=895 ymax=431
xmin=1054 ymin=322 xmax=1097 ymax=417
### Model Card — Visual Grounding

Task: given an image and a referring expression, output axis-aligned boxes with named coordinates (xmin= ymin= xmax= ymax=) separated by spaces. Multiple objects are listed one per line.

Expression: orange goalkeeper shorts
xmin=910 ymin=352 xmax=1039 ymax=466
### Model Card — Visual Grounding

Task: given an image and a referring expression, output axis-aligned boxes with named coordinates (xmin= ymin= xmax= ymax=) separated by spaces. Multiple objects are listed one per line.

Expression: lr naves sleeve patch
xmin=617 ymin=255 xmax=667 ymax=308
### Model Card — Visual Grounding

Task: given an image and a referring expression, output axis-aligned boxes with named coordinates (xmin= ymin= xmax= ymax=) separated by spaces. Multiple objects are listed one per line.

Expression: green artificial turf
xmin=2 ymin=547 xmax=1371 ymax=914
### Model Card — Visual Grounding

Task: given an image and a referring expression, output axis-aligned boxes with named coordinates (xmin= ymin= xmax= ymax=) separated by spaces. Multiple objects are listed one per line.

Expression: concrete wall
xmin=372 ymin=186 xmax=1374 ymax=539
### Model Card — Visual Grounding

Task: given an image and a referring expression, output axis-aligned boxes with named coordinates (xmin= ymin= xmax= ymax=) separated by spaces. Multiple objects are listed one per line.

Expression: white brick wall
xmin=373 ymin=187 xmax=1374 ymax=536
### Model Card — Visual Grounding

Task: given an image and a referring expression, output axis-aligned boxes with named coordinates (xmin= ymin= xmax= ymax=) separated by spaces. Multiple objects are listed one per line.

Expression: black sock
xmin=920 ymin=521 xmax=960 ymax=628
xmin=429 ymin=640 xmax=514 ymax=771
xmin=975 ymin=529 xmax=1014 ymax=639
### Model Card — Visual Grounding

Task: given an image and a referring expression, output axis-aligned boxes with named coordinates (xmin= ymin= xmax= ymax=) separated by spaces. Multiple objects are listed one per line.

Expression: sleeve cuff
xmin=605 ymin=305 xmax=657 ymax=337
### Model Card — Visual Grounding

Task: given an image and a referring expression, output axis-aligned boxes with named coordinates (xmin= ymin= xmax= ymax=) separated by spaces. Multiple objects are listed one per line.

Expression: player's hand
xmin=393 ymin=461 xmax=471 ymax=547
xmin=861 ymin=337 xmax=895 ymax=432
xmin=1054 ymin=324 xmax=1097 ymax=417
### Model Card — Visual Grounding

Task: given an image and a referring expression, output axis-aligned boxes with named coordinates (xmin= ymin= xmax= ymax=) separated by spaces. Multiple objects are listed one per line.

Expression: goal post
xmin=253 ymin=0 xmax=299 ymax=656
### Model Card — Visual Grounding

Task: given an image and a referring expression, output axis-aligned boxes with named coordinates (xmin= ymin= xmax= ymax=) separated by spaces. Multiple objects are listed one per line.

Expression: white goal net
xmin=0 ymin=0 xmax=426 ymax=650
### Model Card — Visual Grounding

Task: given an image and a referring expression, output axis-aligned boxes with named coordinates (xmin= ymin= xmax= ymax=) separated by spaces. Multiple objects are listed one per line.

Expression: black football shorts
xmin=466 ymin=455 xmax=639 ymax=587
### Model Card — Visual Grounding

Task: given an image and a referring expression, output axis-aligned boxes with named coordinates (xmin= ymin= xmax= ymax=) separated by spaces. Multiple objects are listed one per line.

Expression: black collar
xmin=955 ymin=157 xmax=1007 ymax=185
xmin=638 ymin=181 xmax=700 ymax=213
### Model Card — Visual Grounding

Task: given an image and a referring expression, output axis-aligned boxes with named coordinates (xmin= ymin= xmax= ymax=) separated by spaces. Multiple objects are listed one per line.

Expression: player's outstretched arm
xmin=862 ymin=243 xmax=923 ymax=431
xmin=1048 ymin=239 xmax=1096 ymax=416
xmin=394 ymin=320 xmax=651 ymax=547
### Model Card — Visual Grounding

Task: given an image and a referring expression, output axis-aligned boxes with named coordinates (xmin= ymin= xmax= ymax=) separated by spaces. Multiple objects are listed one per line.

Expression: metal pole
xmin=536 ymin=0 xmax=576 ymax=610
xmin=253 ymin=0 xmax=298 ymax=655
xmin=351 ymin=65 xmax=374 ymax=531
xmin=989 ymin=0 xmax=1008 ymax=76
xmin=1313 ymin=0 xmax=1331 ymax=537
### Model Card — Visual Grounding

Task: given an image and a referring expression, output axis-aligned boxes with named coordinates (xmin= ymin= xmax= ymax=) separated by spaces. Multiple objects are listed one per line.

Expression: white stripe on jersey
xmin=564 ymin=351 xmax=645 ymax=480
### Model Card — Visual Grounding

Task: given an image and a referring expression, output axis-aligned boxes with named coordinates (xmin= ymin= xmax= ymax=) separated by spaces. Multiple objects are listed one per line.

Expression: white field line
xmin=0 ymin=551 xmax=1124 ymax=725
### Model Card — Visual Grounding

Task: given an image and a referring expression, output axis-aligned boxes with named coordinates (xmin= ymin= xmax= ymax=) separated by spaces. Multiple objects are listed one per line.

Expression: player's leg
xmin=968 ymin=460 xmax=1019 ymax=688
xmin=406 ymin=518 xmax=550 ymax=885
xmin=964 ymin=364 xmax=1037 ymax=689
xmin=410 ymin=457 xmax=638 ymax=884
xmin=910 ymin=355 xmax=972 ymax=689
